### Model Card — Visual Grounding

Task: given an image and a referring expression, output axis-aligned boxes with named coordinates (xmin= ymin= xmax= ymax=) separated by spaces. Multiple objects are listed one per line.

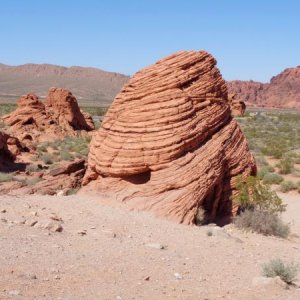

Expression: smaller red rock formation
xmin=45 ymin=88 xmax=95 ymax=132
xmin=229 ymin=94 xmax=246 ymax=116
xmin=1 ymin=88 xmax=95 ymax=147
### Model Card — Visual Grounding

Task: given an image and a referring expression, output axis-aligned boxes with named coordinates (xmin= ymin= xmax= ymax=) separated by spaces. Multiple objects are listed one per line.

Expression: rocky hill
xmin=0 ymin=63 xmax=129 ymax=106
xmin=1 ymin=62 xmax=300 ymax=109
xmin=227 ymin=66 xmax=300 ymax=108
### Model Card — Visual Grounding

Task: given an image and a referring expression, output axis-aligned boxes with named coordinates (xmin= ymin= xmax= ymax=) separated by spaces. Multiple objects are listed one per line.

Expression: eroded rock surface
xmin=0 ymin=131 xmax=26 ymax=164
xmin=82 ymin=50 xmax=256 ymax=225
xmin=228 ymin=93 xmax=246 ymax=116
xmin=1 ymin=88 xmax=94 ymax=147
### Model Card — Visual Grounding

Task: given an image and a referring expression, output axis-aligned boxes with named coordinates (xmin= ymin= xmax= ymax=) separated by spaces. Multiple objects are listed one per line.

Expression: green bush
xmin=280 ymin=181 xmax=297 ymax=193
xmin=262 ymin=258 xmax=298 ymax=284
xmin=262 ymin=173 xmax=283 ymax=185
xmin=234 ymin=176 xmax=286 ymax=214
xmin=234 ymin=210 xmax=290 ymax=238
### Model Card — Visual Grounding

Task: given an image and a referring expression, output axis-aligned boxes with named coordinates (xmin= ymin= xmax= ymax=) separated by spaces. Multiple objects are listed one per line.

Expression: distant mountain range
xmin=0 ymin=62 xmax=299 ymax=108
xmin=227 ymin=66 xmax=300 ymax=109
xmin=0 ymin=63 xmax=129 ymax=106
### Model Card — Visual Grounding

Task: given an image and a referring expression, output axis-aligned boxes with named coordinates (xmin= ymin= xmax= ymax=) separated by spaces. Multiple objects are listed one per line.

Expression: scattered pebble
xmin=8 ymin=290 xmax=21 ymax=296
xmin=146 ymin=243 xmax=166 ymax=250
xmin=43 ymin=222 xmax=63 ymax=232
xmin=174 ymin=273 xmax=183 ymax=280
xmin=1 ymin=209 xmax=7 ymax=213
xmin=77 ymin=230 xmax=87 ymax=236
xmin=25 ymin=219 xmax=38 ymax=227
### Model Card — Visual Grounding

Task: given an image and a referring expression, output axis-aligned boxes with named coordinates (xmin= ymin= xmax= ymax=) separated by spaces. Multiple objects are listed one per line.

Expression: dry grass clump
xmin=280 ymin=181 xmax=297 ymax=193
xmin=262 ymin=258 xmax=298 ymax=284
xmin=235 ymin=210 xmax=290 ymax=238
xmin=262 ymin=173 xmax=283 ymax=185
xmin=234 ymin=176 xmax=289 ymax=238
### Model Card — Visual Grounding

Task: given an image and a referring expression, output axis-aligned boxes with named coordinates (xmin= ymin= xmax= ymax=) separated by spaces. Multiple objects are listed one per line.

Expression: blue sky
xmin=0 ymin=0 xmax=299 ymax=82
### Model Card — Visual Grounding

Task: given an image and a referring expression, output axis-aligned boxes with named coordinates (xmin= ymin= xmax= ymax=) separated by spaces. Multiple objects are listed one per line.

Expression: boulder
xmin=82 ymin=50 xmax=256 ymax=225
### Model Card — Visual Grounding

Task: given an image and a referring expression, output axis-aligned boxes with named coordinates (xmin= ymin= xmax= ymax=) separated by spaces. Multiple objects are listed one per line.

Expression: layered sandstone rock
xmin=83 ymin=50 xmax=256 ymax=225
xmin=1 ymin=88 xmax=94 ymax=146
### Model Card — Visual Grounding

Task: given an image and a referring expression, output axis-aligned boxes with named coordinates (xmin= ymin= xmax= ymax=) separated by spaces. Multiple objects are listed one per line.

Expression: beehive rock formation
xmin=83 ymin=51 xmax=256 ymax=225
xmin=1 ymin=88 xmax=94 ymax=146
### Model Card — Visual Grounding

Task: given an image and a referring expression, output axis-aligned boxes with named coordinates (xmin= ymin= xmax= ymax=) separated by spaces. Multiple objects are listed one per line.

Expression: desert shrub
xmin=66 ymin=188 xmax=80 ymax=196
xmin=234 ymin=176 xmax=286 ymax=214
xmin=37 ymin=145 xmax=48 ymax=153
xmin=280 ymin=181 xmax=297 ymax=193
xmin=234 ymin=210 xmax=290 ymax=238
xmin=59 ymin=150 xmax=74 ymax=161
xmin=258 ymin=166 xmax=275 ymax=179
xmin=0 ymin=172 xmax=13 ymax=182
xmin=206 ymin=229 xmax=213 ymax=237
xmin=277 ymin=157 xmax=294 ymax=174
xmin=255 ymin=156 xmax=269 ymax=166
xmin=292 ymin=169 xmax=300 ymax=177
xmin=261 ymin=143 xmax=286 ymax=159
xmin=26 ymin=177 xmax=43 ymax=185
xmin=81 ymin=106 xmax=107 ymax=117
xmin=40 ymin=154 xmax=53 ymax=165
xmin=0 ymin=103 xmax=16 ymax=116
xmin=262 ymin=173 xmax=283 ymax=185
xmin=25 ymin=164 xmax=40 ymax=173
xmin=262 ymin=258 xmax=298 ymax=284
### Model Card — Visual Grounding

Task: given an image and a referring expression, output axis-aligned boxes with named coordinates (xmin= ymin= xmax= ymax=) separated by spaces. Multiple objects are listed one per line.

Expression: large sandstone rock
xmin=1 ymin=88 xmax=94 ymax=146
xmin=82 ymin=51 xmax=256 ymax=225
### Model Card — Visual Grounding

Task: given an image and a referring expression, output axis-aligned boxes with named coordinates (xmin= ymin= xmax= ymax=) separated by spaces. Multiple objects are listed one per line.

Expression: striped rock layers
xmin=83 ymin=51 xmax=256 ymax=225
xmin=1 ymin=88 xmax=94 ymax=147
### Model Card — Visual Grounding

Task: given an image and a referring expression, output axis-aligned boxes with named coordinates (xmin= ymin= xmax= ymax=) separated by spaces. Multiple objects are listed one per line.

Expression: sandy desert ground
xmin=0 ymin=192 xmax=299 ymax=300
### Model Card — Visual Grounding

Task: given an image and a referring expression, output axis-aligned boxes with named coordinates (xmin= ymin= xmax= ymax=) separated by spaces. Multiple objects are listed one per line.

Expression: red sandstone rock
xmin=227 ymin=66 xmax=300 ymax=108
xmin=1 ymin=88 xmax=94 ymax=147
xmin=82 ymin=50 xmax=256 ymax=225
xmin=45 ymin=87 xmax=95 ymax=131
xmin=0 ymin=159 xmax=86 ymax=196
xmin=0 ymin=131 xmax=26 ymax=163
xmin=228 ymin=93 xmax=246 ymax=116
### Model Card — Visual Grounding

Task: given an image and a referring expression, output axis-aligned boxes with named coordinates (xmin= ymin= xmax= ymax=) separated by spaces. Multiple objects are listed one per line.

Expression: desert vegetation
xmin=262 ymin=258 xmax=299 ymax=284
xmin=236 ymin=110 xmax=300 ymax=194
